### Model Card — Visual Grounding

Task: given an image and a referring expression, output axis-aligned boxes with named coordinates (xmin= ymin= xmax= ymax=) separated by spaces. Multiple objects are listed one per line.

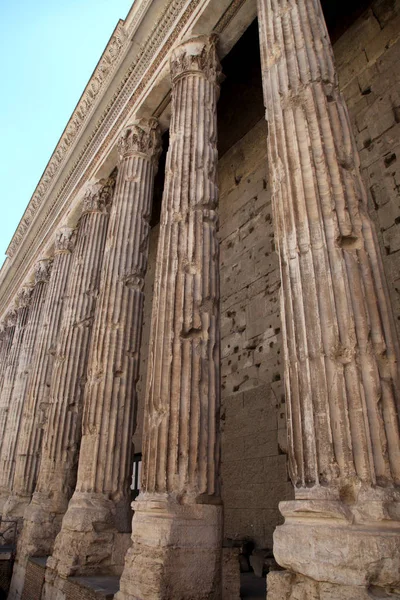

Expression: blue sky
xmin=0 ymin=0 xmax=134 ymax=266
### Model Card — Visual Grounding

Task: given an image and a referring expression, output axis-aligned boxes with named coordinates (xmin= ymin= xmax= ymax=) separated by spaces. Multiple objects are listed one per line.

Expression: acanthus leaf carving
xmin=54 ymin=227 xmax=76 ymax=254
xmin=82 ymin=175 xmax=116 ymax=214
xmin=118 ymin=117 xmax=162 ymax=165
xmin=170 ymin=34 xmax=222 ymax=84
xmin=16 ymin=287 xmax=33 ymax=310
xmin=34 ymin=259 xmax=53 ymax=284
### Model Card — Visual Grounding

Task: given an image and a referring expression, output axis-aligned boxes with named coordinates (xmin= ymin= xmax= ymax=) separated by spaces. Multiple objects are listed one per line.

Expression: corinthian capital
xmin=82 ymin=176 xmax=116 ymax=215
xmin=118 ymin=118 xmax=162 ymax=165
xmin=34 ymin=258 xmax=53 ymax=284
xmin=16 ymin=287 xmax=33 ymax=310
xmin=170 ymin=34 xmax=221 ymax=85
xmin=4 ymin=310 xmax=17 ymax=329
xmin=55 ymin=227 xmax=76 ymax=254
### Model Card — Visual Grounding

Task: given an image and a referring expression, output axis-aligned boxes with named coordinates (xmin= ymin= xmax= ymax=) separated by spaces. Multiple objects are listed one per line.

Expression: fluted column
xmin=8 ymin=229 xmax=76 ymax=520
xmin=117 ymin=35 xmax=222 ymax=600
xmin=0 ymin=288 xmax=32 ymax=514
xmin=47 ymin=119 xmax=161 ymax=582
xmin=0 ymin=260 xmax=52 ymax=516
xmin=14 ymin=179 xmax=114 ymax=562
xmin=7 ymin=229 xmax=76 ymax=600
xmin=0 ymin=311 xmax=17 ymax=395
xmin=257 ymin=0 xmax=400 ymax=596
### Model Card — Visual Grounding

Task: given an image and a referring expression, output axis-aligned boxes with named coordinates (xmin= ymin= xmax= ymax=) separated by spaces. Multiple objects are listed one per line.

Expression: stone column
xmin=14 ymin=178 xmax=114 ymax=561
xmin=8 ymin=228 xmax=76 ymax=519
xmin=257 ymin=0 xmax=400 ymax=597
xmin=0 ymin=260 xmax=52 ymax=516
xmin=0 ymin=288 xmax=32 ymax=514
xmin=47 ymin=119 xmax=161 ymax=582
xmin=7 ymin=229 xmax=76 ymax=600
xmin=0 ymin=311 xmax=17 ymax=395
xmin=117 ymin=35 xmax=222 ymax=600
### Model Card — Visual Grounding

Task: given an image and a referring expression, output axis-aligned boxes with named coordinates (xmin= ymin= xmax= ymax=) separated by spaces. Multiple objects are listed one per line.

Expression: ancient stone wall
xmin=129 ymin=0 xmax=400 ymax=553
xmin=335 ymin=0 xmax=400 ymax=338
xmin=218 ymin=119 xmax=292 ymax=549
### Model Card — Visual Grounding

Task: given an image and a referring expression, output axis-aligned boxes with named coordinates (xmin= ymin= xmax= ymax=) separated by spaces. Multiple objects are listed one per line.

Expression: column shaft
xmin=17 ymin=178 xmax=114 ymax=561
xmin=117 ymin=35 xmax=222 ymax=600
xmin=11 ymin=229 xmax=76 ymax=510
xmin=0 ymin=312 xmax=17 ymax=396
xmin=47 ymin=120 xmax=161 ymax=581
xmin=0 ymin=289 xmax=32 ymax=513
xmin=257 ymin=0 xmax=400 ymax=593
xmin=0 ymin=261 xmax=52 ymax=516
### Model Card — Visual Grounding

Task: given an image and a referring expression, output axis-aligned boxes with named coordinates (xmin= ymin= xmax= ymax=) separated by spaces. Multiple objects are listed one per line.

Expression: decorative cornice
xmin=82 ymin=176 xmax=116 ymax=215
xmin=1 ymin=0 xmax=252 ymax=320
xmin=118 ymin=118 xmax=162 ymax=165
xmin=34 ymin=259 xmax=53 ymax=284
xmin=54 ymin=227 xmax=76 ymax=255
xmin=170 ymin=34 xmax=221 ymax=84
xmin=6 ymin=0 xmax=202 ymax=260
xmin=6 ymin=19 xmax=130 ymax=259
xmin=16 ymin=287 xmax=33 ymax=310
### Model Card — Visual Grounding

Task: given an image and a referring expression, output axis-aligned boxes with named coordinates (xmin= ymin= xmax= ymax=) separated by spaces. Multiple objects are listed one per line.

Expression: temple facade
xmin=0 ymin=0 xmax=400 ymax=598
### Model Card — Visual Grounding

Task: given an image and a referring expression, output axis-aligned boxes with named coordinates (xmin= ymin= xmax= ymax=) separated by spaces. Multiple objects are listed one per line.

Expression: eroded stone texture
xmin=0 ymin=311 xmax=17 ymax=396
xmin=7 ymin=228 xmax=76 ymax=600
xmin=46 ymin=119 xmax=161 ymax=584
xmin=267 ymin=571 xmax=400 ymax=600
xmin=0 ymin=287 xmax=33 ymax=514
xmin=0 ymin=260 xmax=52 ymax=518
xmin=116 ymin=35 xmax=223 ymax=600
xmin=218 ymin=118 xmax=292 ymax=549
xmin=15 ymin=178 xmax=114 ymax=564
xmin=257 ymin=0 xmax=400 ymax=593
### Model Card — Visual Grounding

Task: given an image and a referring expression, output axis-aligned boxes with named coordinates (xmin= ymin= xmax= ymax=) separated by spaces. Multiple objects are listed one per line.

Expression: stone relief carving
xmin=4 ymin=310 xmax=17 ymax=329
xmin=118 ymin=118 xmax=162 ymax=165
xmin=82 ymin=176 xmax=116 ymax=214
xmin=34 ymin=259 xmax=53 ymax=285
xmin=5 ymin=0 xmax=192 ymax=259
xmin=16 ymin=287 xmax=33 ymax=310
xmin=54 ymin=227 xmax=76 ymax=254
xmin=170 ymin=34 xmax=221 ymax=84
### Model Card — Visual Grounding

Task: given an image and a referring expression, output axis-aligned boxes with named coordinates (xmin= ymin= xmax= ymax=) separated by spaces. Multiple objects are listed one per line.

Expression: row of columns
xmin=0 ymin=2 xmax=398 ymax=598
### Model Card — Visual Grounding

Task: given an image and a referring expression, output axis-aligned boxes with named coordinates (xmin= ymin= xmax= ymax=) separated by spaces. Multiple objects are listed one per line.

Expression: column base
xmin=47 ymin=491 xmax=131 ymax=578
xmin=116 ymin=493 xmax=223 ymax=600
xmin=267 ymin=571 xmax=400 ymax=600
xmin=274 ymin=494 xmax=400 ymax=589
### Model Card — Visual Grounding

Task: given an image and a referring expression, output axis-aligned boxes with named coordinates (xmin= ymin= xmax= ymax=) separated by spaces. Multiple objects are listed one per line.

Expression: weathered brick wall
xmin=132 ymin=0 xmax=400 ymax=551
xmin=21 ymin=560 xmax=45 ymax=600
xmin=218 ymin=119 xmax=292 ymax=550
xmin=334 ymin=0 xmax=400 ymax=337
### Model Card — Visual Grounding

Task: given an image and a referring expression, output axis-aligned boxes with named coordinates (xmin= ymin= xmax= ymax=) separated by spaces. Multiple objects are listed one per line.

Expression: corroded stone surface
xmin=7 ymin=228 xmax=76 ymax=600
xmin=46 ymin=119 xmax=161 ymax=582
xmin=257 ymin=0 xmax=400 ymax=592
xmin=0 ymin=311 xmax=17 ymax=396
xmin=117 ymin=35 xmax=223 ymax=600
xmin=12 ymin=179 xmax=114 ymax=564
xmin=0 ymin=260 xmax=52 ymax=517
xmin=0 ymin=288 xmax=33 ymax=513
